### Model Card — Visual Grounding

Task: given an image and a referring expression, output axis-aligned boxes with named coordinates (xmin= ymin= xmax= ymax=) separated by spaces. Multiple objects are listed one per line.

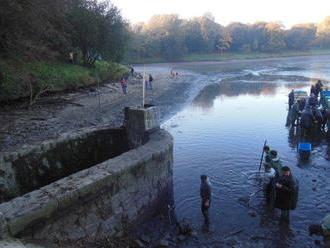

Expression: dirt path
xmin=0 ymin=70 xmax=196 ymax=153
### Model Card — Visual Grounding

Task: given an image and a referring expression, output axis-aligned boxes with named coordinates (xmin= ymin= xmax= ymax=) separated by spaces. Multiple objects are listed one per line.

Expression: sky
xmin=110 ymin=0 xmax=330 ymax=28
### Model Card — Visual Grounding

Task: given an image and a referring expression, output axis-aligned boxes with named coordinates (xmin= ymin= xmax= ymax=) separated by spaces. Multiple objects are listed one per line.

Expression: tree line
xmin=0 ymin=0 xmax=129 ymax=65
xmin=1 ymin=2 xmax=330 ymax=64
xmin=128 ymin=13 xmax=330 ymax=61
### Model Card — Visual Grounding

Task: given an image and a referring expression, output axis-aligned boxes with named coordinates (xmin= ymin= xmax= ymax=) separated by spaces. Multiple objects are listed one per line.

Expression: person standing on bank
xmin=148 ymin=74 xmax=153 ymax=90
xmin=200 ymin=175 xmax=212 ymax=224
xmin=274 ymin=166 xmax=298 ymax=222
xmin=120 ymin=77 xmax=127 ymax=95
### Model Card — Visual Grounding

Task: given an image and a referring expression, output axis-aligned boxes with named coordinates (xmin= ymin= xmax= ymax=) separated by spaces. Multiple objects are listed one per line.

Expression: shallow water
xmin=158 ymin=55 xmax=330 ymax=247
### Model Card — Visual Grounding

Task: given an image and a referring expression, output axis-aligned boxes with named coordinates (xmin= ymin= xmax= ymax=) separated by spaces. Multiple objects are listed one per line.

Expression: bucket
xmin=298 ymin=143 xmax=312 ymax=160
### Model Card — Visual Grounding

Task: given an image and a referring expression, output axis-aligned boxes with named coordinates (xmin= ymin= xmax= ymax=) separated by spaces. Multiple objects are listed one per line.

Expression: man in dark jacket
xmin=309 ymin=93 xmax=318 ymax=107
xmin=300 ymin=108 xmax=314 ymax=136
xmin=200 ymin=175 xmax=212 ymax=224
xmin=275 ymin=166 xmax=297 ymax=222
xmin=315 ymin=80 xmax=324 ymax=98
xmin=288 ymin=89 xmax=295 ymax=109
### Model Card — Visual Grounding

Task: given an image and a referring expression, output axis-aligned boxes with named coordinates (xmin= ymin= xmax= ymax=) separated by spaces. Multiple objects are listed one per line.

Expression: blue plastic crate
xmin=298 ymin=143 xmax=312 ymax=152
xmin=322 ymin=91 xmax=330 ymax=97
xmin=298 ymin=143 xmax=311 ymax=160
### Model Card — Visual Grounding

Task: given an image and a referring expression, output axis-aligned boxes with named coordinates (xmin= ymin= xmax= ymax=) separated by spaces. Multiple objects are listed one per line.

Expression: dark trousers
xmin=122 ymin=86 xmax=127 ymax=94
xmin=201 ymin=202 xmax=210 ymax=224
xmin=280 ymin=210 xmax=290 ymax=222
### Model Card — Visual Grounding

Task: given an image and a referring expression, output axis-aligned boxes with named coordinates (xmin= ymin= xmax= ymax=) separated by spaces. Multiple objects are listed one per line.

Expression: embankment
xmin=0 ymin=59 xmax=128 ymax=102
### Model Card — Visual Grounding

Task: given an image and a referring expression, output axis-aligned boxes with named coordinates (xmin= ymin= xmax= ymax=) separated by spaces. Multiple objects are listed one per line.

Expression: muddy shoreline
xmin=0 ymin=71 xmax=194 ymax=153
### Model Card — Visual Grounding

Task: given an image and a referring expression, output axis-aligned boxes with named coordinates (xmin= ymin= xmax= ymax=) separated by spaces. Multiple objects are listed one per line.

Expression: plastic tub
xmin=298 ymin=143 xmax=312 ymax=160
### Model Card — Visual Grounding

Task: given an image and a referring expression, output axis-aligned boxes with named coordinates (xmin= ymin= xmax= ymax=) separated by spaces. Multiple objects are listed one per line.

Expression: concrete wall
xmin=124 ymin=106 xmax=160 ymax=148
xmin=0 ymin=130 xmax=173 ymax=243
xmin=0 ymin=127 xmax=129 ymax=202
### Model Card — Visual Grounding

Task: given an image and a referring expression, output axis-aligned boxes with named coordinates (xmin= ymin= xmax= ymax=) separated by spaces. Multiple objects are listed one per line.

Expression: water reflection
xmin=192 ymin=83 xmax=220 ymax=109
xmin=193 ymin=81 xmax=307 ymax=110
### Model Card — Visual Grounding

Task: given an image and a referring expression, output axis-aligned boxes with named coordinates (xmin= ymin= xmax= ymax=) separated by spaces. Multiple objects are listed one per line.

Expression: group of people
xmin=199 ymin=144 xmax=330 ymax=244
xmin=119 ymin=66 xmax=154 ymax=94
xmin=288 ymin=80 xmax=324 ymax=110
xmin=263 ymin=146 xmax=330 ymax=243
xmin=199 ymin=145 xmax=298 ymax=227
xmin=288 ymin=80 xmax=330 ymax=135
xmin=310 ymin=80 xmax=324 ymax=99
xmin=262 ymin=145 xmax=299 ymax=221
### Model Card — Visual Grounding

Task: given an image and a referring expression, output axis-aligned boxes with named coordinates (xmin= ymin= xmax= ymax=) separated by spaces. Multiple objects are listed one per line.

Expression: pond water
xmin=159 ymin=55 xmax=330 ymax=247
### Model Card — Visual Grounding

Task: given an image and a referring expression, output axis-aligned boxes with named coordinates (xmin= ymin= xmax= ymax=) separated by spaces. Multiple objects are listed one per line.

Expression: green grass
xmin=127 ymin=49 xmax=330 ymax=64
xmin=0 ymin=59 xmax=128 ymax=102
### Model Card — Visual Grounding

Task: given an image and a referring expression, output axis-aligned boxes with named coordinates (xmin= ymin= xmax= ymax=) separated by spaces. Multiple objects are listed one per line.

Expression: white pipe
xmin=142 ymin=65 xmax=146 ymax=107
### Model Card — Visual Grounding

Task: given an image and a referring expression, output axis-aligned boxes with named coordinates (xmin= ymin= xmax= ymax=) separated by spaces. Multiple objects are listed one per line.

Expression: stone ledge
xmin=0 ymin=125 xmax=129 ymax=202
xmin=0 ymin=130 xmax=173 ymax=239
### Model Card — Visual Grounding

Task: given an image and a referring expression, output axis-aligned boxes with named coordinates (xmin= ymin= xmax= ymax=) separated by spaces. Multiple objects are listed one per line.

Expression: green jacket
xmin=265 ymin=150 xmax=275 ymax=162
xmin=271 ymin=157 xmax=283 ymax=177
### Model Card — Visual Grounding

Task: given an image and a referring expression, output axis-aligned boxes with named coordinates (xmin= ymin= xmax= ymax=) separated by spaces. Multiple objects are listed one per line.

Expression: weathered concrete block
xmin=124 ymin=106 xmax=160 ymax=148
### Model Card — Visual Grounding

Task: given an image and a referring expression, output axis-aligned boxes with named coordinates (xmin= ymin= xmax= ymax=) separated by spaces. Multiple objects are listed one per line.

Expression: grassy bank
xmin=128 ymin=49 xmax=330 ymax=64
xmin=0 ymin=60 xmax=128 ymax=102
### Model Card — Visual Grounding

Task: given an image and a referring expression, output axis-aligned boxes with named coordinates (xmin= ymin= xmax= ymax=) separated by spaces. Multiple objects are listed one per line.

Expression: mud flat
xmin=0 ymin=70 xmax=194 ymax=153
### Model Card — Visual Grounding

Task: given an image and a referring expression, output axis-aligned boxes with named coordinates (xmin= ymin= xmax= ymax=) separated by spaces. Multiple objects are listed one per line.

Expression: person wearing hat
xmin=270 ymin=150 xmax=283 ymax=177
xmin=274 ymin=166 xmax=297 ymax=222
xmin=309 ymin=214 xmax=330 ymax=246
xmin=200 ymin=175 xmax=212 ymax=224
xmin=263 ymin=145 xmax=276 ymax=162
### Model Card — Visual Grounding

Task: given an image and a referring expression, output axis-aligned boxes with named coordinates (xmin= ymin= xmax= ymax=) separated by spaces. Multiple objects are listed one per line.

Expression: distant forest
xmin=0 ymin=0 xmax=128 ymax=64
xmin=128 ymin=13 xmax=330 ymax=61
xmin=1 ymin=1 xmax=330 ymax=64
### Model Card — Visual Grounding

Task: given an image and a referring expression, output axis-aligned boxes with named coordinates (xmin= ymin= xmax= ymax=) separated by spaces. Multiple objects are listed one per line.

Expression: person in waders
xmin=309 ymin=214 xmax=330 ymax=246
xmin=288 ymin=89 xmax=295 ymax=110
xmin=274 ymin=166 xmax=298 ymax=223
xmin=270 ymin=150 xmax=283 ymax=177
xmin=200 ymin=175 xmax=212 ymax=225
xmin=263 ymin=157 xmax=276 ymax=205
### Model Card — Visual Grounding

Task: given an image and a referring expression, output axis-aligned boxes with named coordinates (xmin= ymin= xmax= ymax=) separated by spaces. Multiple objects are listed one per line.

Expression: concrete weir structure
xmin=0 ymin=106 xmax=173 ymax=244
